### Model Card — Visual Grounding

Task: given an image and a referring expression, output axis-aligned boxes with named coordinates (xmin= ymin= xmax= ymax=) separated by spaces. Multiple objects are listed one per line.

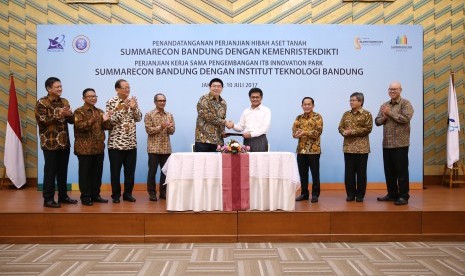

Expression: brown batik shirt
xmin=338 ymin=108 xmax=373 ymax=154
xmin=292 ymin=112 xmax=323 ymax=154
xmin=375 ymin=97 xmax=414 ymax=148
xmin=73 ymin=104 xmax=112 ymax=155
xmin=35 ymin=95 xmax=73 ymax=150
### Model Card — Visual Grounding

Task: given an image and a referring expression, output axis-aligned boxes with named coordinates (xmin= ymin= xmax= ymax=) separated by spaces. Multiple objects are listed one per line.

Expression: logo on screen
xmin=47 ymin=35 xmax=65 ymax=52
xmin=72 ymin=35 xmax=90 ymax=53
xmin=391 ymin=35 xmax=412 ymax=51
xmin=354 ymin=37 xmax=383 ymax=50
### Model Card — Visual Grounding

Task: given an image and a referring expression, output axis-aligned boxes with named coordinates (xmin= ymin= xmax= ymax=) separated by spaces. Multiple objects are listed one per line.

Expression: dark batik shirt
xmin=73 ymin=104 xmax=112 ymax=155
xmin=375 ymin=97 xmax=414 ymax=148
xmin=195 ymin=93 xmax=227 ymax=146
xmin=35 ymin=95 xmax=73 ymax=150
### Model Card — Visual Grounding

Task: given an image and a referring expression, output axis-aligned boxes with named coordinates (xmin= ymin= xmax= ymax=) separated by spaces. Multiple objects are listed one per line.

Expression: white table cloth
xmin=162 ymin=152 xmax=300 ymax=212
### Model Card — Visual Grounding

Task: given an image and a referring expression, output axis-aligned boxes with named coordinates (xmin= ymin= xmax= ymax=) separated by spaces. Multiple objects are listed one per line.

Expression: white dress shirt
xmin=233 ymin=104 xmax=271 ymax=137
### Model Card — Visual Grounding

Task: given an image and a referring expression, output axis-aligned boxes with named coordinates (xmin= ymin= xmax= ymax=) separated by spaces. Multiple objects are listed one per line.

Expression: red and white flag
xmin=4 ymin=75 xmax=26 ymax=188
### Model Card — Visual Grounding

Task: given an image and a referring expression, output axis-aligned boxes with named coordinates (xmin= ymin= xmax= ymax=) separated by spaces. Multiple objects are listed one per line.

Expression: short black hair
xmin=248 ymin=87 xmax=263 ymax=98
xmin=115 ymin=79 xmax=127 ymax=89
xmin=350 ymin=92 xmax=364 ymax=106
xmin=154 ymin=93 xmax=166 ymax=102
xmin=209 ymin=78 xmax=223 ymax=87
xmin=82 ymin=88 xmax=95 ymax=97
xmin=302 ymin=97 xmax=314 ymax=105
xmin=45 ymin=77 xmax=61 ymax=90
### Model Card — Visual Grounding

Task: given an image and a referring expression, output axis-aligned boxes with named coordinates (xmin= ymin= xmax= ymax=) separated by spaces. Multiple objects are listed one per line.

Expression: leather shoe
xmin=92 ymin=197 xmax=108 ymax=203
xmin=81 ymin=200 xmax=93 ymax=206
xmin=377 ymin=195 xmax=397 ymax=202
xmin=394 ymin=197 xmax=408 ymax=205
xmin=44 ymin=201 xmax=61 ymax=208
xmin=295 ymin=195 xmax=309 ymax=201
xmin=356 ymin=197 xmax=364 ymax=202
xmin=58 ymin=197 xmax=78 ymax=204
xmin=112 ymin=198 xmax=120 ymax=203
xmin=346 ymin=197 xmax=355 ymax=202
xmin=123 ymin=195 xmax=136 ymax=202
xmin=149 ymin=195 xmax=158 ymax=201
xmin=311 ymin=196 xmax=319 ymax=203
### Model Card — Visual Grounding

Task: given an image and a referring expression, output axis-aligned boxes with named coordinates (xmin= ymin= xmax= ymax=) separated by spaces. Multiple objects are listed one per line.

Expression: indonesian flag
xmin=447 ymin=73 xmax=460 ymax=169
xmin=4 ymin=75 xmax=26 ymax=188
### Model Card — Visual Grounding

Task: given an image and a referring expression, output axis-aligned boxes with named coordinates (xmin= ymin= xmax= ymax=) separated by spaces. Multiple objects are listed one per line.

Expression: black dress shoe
xmin=356 ymin=197 xmax=364 ymax=202
xmin=44 ymin=201 xmax=61 ymax=208
xmin=311 ymin=196 xmax=319 ymax=203
xmin=123 ymin=195 xmax=136 ymax=202
xmin=92 ymin=197 xmax=108 ymax=203
xmin=112 ymin=198 xmax=120 ymax=203
xmin=377 ymin=195 xmax=397 ymax=202
xmin=394 ymin=198 xmax=408 ymax=205
xmin=81 ymin=200 xmax=93 ymax=206
xmin=149 ymin=195 xmax=158 ymax=201
xmin=295 ymin=195 xmax=309 ymax=201
xmin=346 ymin=197 xmax=355 ymax=202
xmin=58 ymin=197 xmax=78 ymax=204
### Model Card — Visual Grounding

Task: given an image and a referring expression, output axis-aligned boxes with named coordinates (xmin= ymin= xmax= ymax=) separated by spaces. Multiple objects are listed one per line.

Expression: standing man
xmin=74 ymin=88 xmax=112 ymax=206
xmin=35 ymin=77 xmax=77 ymax=208
xmin=338 ymin=92 xmax=373 ymax=202
xmin=194 ymin=78 xmax=234 ymax=152
xmin=375 ymin=81 xmax=414 ymax=206
xmin=232 ymin=88 xmax=271 ymax=152
xmin=106 ymin=79 xmax=142 ymax=203
xmin=144 ymin=93 xmax=175 ymax=201
xmin=293 ymin=97 xmax=323 ymax=203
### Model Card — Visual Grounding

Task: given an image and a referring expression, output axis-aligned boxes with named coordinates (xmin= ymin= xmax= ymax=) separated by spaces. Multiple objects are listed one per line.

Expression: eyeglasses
xmin=156 ymin=100 xmax=166 ymax=102
xmin=388 ymin=88 xmax=399 ymax=91
xmin=210 ymin=84 xmax=223 ymax=88
xmin=118 ymin=87 xmax=130 ymax=90
xmin=85 ymin=95 xmax=98 ymax=98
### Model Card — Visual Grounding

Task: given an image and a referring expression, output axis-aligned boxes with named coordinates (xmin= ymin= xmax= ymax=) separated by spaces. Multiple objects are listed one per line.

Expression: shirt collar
xmin=207 ymin=93 xmax=223 ymax=102
xmin=390 ymin=97 xmax=401 ymax=105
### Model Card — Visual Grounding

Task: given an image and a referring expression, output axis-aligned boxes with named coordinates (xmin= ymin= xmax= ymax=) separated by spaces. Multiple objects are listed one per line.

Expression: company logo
xmin=448 ymin=118 xmax=459 ymax=132
xmin=354 ymin=37 xmax=383 ymax=50
xmin=391 ymin=35 xmax=412 ymax=51
xmin=47 ymin=35 xmax=65 ymax=52
xmin=72 ymin=35 xmax=90 ymax=53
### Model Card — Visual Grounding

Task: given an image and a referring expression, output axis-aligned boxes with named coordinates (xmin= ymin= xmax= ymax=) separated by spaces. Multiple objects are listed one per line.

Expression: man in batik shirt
xmin=338 ymin=92 xmax=373 ymax=203
xmin=292 ymin=97 xmax=323 ymax=203
xmin=35 ymin=77 xmax=77 ymax=208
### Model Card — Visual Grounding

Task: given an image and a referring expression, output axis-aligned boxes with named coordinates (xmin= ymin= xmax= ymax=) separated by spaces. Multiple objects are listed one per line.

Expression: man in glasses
xmin=144 ymin=93 xmax=175 ymax=201
xmin=74 ymin=88 xmax=112 ymax=206
xmin=194 ymin=78 xmax=234 ymax=152
xmin=375 ymin=81 xmax=414 ymax=206
xmin=106 ymin=79 xmax=142 ymax=203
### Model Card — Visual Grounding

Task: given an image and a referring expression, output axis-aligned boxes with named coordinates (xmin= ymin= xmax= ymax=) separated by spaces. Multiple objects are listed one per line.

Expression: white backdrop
xmin=37 ymin=24 xmax=423 ymax=185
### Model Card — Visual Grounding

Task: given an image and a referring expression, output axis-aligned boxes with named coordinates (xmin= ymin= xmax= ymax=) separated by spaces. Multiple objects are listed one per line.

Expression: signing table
xmin=162 ymin=152 xmax=300 ymax=212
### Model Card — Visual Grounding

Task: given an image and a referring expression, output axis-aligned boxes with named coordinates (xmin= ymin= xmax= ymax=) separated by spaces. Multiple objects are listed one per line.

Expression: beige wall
xmin=0 ymin=0 xmax=463 ymax=178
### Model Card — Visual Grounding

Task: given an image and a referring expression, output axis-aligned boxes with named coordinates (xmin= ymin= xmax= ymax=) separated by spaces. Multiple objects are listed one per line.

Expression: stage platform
xmin=0 ymin=186 xmax=464 ymax=243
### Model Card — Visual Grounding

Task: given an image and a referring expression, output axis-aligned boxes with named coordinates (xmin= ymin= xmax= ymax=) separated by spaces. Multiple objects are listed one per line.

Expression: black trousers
xmin=108 ymin=148 xmax=137 ymax=199
xmin=243 ymin=134 xmax=268 ymax=152
xmin=194 ymin=142 xmax=217 ymax=152
xmin=344 ymin=153 xmax=368 ymax=199
xmin=77 ymin=153 xmax=104 ymax=201
xmin=297 ymin=154 xmax=320 ymax=197
xmin=147 ymin=153 xmax=170 ymax=197
xmin=42 ymin=148 xmax=70 ymax=202
xmin=383 ymin=146 xmax=410 ymax=200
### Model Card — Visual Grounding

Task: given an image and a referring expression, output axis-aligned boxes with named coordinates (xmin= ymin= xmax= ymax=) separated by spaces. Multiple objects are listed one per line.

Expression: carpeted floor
xmin=1 ymin=242 xmax=464 ymax=275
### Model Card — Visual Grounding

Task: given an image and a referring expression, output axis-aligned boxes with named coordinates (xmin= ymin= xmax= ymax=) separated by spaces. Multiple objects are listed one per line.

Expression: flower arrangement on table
xmin=217 ymin=139 xmax=250 ymax=154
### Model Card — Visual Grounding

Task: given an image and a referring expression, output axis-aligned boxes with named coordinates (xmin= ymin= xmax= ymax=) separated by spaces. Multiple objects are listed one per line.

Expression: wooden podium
xmin=442 ymin=162 xmax=465 ymax=188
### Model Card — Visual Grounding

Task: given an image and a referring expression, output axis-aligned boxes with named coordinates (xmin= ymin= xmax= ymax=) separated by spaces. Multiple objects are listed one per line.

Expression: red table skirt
xmin=222 ymin=154 xmax=250 ymax=211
